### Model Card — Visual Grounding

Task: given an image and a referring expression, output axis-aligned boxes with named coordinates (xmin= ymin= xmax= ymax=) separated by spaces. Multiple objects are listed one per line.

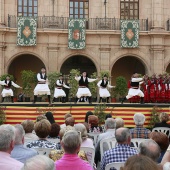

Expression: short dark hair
xmin=85 ymin=111 xmax=93 ymax=123
xmin=49 ymin=123 xmax=60 ymax=138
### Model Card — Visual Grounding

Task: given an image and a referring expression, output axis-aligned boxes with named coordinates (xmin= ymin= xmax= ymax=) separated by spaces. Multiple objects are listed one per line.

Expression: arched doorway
xmin=60 ymin=55 xmax=97 ymax=75
xmin=111 ymin=56 xmax=146 ymax=84
xmin=8 ymin=54 xmax=45 ymax=85
xmin=166 ymin=63 xmax=170 ymax=73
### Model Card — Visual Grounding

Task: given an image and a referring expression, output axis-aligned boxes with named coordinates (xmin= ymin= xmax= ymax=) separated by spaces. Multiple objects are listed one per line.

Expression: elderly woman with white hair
xmin=74 ymin=123 xmax=94 ymax=149
xmin=130 ymin=112 xmax=151 ymax=138
xmin=55 ymin=130 xmax=93 ymax=170
xmin=21 ymin=155 xmax=55 ymax=170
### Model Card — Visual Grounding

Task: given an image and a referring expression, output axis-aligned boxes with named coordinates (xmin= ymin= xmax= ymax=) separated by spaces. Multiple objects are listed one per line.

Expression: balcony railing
xmin=8 ymin=15 xmax=148 ymax=31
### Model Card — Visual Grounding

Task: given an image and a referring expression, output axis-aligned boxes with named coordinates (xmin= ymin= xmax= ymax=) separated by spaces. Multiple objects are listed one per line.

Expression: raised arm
xmin=97 ymin=80 xmax=102 ymax=87
xmin=107 ymin=81 xmax=114 ymax=88
xmin=75 ymin=76 xmax=81 ymax=81
xmin=87 ymin=77 xmax=98 ymax=83
xmin=11 ymin=81 xmax=21 ymax=88
xmin=63 ymin=83 xmax=70 ymax=89
xmin=0 ymin=80 xmax=7 ymax=86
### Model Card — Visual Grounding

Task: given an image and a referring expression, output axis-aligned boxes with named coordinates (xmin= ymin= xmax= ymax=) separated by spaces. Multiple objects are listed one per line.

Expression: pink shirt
xmin=55 ymin=153 xmax=93 ymax=170
xmin=0 ymin=151 xmax=23 ymax=170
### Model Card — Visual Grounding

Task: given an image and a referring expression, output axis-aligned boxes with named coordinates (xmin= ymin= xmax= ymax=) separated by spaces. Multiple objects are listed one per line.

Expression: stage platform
xmin=1 ymin=102 xmax=170 ymax=127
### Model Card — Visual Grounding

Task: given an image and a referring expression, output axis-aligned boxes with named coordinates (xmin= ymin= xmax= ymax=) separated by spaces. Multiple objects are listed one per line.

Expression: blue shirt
xmin=11 ymin=144 xmax=38 ymax=163
xmin=101 ymin=144 xmax=138 ymax=170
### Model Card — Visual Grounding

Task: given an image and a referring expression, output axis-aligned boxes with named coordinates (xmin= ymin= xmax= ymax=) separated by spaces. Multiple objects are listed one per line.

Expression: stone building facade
xmin=0 ymin=0 xmax=170 ymax=86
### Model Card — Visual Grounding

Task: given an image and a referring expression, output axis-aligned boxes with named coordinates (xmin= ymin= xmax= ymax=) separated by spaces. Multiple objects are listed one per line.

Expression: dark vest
xmin=79 ymin=76 xmax=88 ymax=87
xmin=56 ymin=79 xmax=63 ymax=87
xmin=39 ymin=73 xmax=47 ymax=80
xmin=100 ymin=79 xmax=108 ymax=88
xmin=130 ymin=81 xmax=139 ymax=88
xmin=4 ymin=80 xmax=12 ymax=88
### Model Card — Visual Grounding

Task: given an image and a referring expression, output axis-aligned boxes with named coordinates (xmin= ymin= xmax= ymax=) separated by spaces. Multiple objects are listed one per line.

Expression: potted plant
xmin=21 ymin=70 xmax=36 ymax=102
xmin=0 ymin=106 xmax=6 ymax=125
xmin=89 ymin=72 xmax=98 ymax=102
xmin=48 ymin=71 xmax=61 ymax=102
xmin=68 ymin=69 xmax=80 ymax=102
xmin=115 ymin=76 xmax=128 ymax=101
xmin=110 ymin=87 xmax=117 ymax=103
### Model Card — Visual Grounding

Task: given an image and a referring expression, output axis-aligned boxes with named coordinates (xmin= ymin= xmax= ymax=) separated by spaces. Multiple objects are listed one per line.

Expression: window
xmin=18 ymin=0 xmax=38 ymax=16
xmin=120 ymin=0 xmax=139 ymax=19
xmin=69 ymin=0 xmax=89 ymax=19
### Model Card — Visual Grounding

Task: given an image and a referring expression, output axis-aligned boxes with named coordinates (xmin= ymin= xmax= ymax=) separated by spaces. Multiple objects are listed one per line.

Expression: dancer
xmin=1 ymin=75 xmax=22 ymax=103
xmin=97 ymin=74 xmax=114 ymax=103
xmin=121 ymin=73 xmax=144 ymax=104
xmin=33 ymin=67 xmax=51 ymax=104
xmin=75 ymin=71 xmax=97 ymax=104
xmin=52 ymin=74 xmax=70 ymax=103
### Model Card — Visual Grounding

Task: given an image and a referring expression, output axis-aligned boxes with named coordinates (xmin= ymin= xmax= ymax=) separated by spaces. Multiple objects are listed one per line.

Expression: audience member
xmin=153 ymin=112 xmax=170 ymax=128
xmin=21 ymin=120 xmax=38 ymax=140
xmin=139 ymin=139 xmax=161 ymax=162
xmin=82 ymin=122 xmax=89 ymax=133
xmin=121 ymin=155 xmax=160 ymax=170
xmin=163 ymin=162 xmax=170 ymax=170
xmin=115 ymin=117 xmax=124 ymax=129
xmin=130 ymin=113 xmax=151 ymax=138
xmin=21 ymin=155 xmax=55 ymax=170
xmin=161 ymin=145 xmax=170 ymax=165
xmin=55 ymin=130 xmax=93 ymax=170
xmin=48 ymin=123 xmax=60 ymax=139
xmin=65 ymin=117 xmax=75 ymax=127
xmin=11 ymin=124 xmax=37 ymax=163
xmin=88 ymin=115 xmax=103 ymax=133
xmin=45 ymin=112 xmax=55 ymax=124
xmin=95 ymin=118 xmax=116 ymax=165
xmin=36 ymin=114 xmax=47 ymax=122
xmin=27 ymin=119 xmax=60 ymax=149
xmin=85 ymin=111 xmax=93 ymax=123
xmin=149 ymin=132 xmax=169 ymax=163
xmin=105 ymin=113 xmax=112 ymax=120
xmin=101 ymin=127 xmax=138 ymax=170
xmin=60 ymin=113 xmax=72 ymax=129
xmin=0 ymin=124 xmax=24 ymax=169
xmin=75 ymin=123 xmax=94 ymax=149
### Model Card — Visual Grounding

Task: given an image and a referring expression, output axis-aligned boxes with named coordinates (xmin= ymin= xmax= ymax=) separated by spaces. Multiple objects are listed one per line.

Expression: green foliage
xmin=68 ymin=69 xmax=80 ymax=98
xmin=0 ymin=106 xmax=6 ymax=125
xmin=149 ymin=106 xmax=162 ymax=128
xmin=21 ymin=70 xmax=36 ymax=97
xmin=110 ymin=87 xmax=117 ymax=98
xmin=89 ymin=72 xmax=98 ymax=97
xmin=115 ymin=76 xmax=127 ymax=97
xmin=100 ymin=70 xmax=110 ymax=79
xmin=48 ymin=72 xmax=61 ymax=96
xmin=94 ymin=104 xmax=107 ymax=125
xmin=0 ymin=74 xmax=14 ymax=81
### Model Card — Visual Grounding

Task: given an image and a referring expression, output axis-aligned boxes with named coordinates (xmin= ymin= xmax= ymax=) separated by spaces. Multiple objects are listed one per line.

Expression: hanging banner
xmin=121 ymin=20 xmax=139 ymax=48
xmin=17 ymin=17 xmax=37 ymax=46
xmin=68 ymin=18 xmax=86 ymax=49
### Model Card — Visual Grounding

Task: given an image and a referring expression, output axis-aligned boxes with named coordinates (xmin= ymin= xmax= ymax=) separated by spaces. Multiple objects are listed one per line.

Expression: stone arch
xmin=111 ymin=55 xmax=147 ymax=84
xmin=7 ymin=52 xmax=46 ymax=86
xmin=59 ymin=53 xmax=98 ymax=74
xmin=59 ymin=53 xmax=98 ymax=75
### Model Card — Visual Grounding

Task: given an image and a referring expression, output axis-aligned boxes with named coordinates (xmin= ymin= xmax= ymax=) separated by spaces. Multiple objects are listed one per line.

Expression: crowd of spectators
xmin=0 ymin=111 xmax=170 ymax=170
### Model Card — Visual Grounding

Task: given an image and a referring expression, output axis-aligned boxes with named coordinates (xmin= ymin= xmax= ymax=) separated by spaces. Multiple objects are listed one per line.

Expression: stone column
xmin=150 ymin=35 xmax=165 ymax=74
xmin=99 ymin=47 xmax=111 ymax=71
xmin=48 ymin=46 xmax=59 ymax=72
xmin=0 ymin=0 xmax=5 ymax=26
xmin=151 ymin=0 xmax=164 ymax=29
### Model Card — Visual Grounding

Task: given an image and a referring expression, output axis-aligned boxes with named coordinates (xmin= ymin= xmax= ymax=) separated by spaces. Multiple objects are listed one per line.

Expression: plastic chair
xmin=100 ymin=137 xmax=117 ymax=160
xmin=48 ymin=138 xmax=60 ymax=144
xmin=152 ymin=127 xmax=170 ymax=138
xmin=105 ymin=162 xmax=125 ymax=170
xmin=33 ymin=148 xmax=53 ymax=157
xmin=88 ymin=133 xmax=101 ymax=146
xmin=80 ymin=146 xmax=95 ymax=167
xmin=131 ymin=138 xmax=147 ymax=148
